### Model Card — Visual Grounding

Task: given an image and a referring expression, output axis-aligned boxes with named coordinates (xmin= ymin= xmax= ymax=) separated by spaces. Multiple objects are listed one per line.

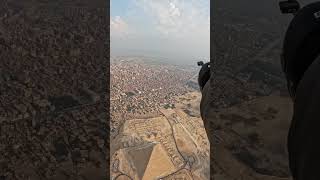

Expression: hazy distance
xmin=110 ymin=0 xmax=210 ymax=65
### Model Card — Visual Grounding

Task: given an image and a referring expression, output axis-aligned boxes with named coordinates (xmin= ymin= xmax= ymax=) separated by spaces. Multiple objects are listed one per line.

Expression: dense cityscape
xmin=110 ymin=56 xmax=199 ymax=136
xmin=0 ymin=1 xmax=108 ymax=179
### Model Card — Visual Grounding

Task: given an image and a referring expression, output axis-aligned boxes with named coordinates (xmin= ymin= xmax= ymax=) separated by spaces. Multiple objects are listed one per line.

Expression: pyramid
xmin=123 ymin=143 xmax=177 ymax=180
xmin=126 ymin=143 xmax=155 ymax=179
xmin=142 ymin=143 xmax=176 ymax=180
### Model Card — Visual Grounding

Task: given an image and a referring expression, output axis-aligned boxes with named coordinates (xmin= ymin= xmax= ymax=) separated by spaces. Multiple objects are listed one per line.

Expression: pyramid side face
xmin=113 ymin=149 xmax=138 ymax=179
xmin=142 ymin=143 xmax=177 ymax=180
xmin=126 ymin=143 xmax=155 ymax=179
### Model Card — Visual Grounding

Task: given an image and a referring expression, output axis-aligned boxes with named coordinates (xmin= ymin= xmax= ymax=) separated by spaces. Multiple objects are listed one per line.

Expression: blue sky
xmin=111 ymin=0 xmax=133 ymax=17
xmin=110 ymin=0 xmax=210 ymax=64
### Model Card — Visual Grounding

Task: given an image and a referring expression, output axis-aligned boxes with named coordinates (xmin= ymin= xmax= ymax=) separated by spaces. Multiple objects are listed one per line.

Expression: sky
xmin=110 ymin=0 xmax=210 ymax=65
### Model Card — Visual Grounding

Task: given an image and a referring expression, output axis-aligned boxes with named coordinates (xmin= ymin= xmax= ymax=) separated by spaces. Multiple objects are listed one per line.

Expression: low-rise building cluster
xmin=110 ymin=57 xmax=197 ymax=134
xmin=0 ymin=2 xmax=108 ymax=179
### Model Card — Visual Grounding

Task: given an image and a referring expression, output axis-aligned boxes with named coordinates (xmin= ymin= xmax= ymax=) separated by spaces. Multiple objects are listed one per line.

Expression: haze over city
xmin=110 ymin=0 xmax=210 ymax=64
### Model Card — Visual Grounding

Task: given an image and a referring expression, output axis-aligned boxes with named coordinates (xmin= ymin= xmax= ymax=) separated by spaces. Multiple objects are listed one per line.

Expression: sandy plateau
xmin=110 ymin=92 xmax=210 ymax=180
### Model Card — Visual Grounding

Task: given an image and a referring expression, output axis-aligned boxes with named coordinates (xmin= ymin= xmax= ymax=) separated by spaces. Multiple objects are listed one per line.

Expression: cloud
xmin=111 ymin=0 xmax=210 ymax=62
xmin=134 ymin=0 xmax=209 ymax=37
xmin=110 ymin=16 xmax=129 ymax=39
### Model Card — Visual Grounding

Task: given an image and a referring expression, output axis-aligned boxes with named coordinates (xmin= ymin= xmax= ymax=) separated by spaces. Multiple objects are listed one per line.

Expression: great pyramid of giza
xmin=126 ymin=143 xmax=154 ymax=179
xmin=111 ymin=92 xmax=209 ymax=179
xmin=122 ymin=143 xmax=176 ymax=180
